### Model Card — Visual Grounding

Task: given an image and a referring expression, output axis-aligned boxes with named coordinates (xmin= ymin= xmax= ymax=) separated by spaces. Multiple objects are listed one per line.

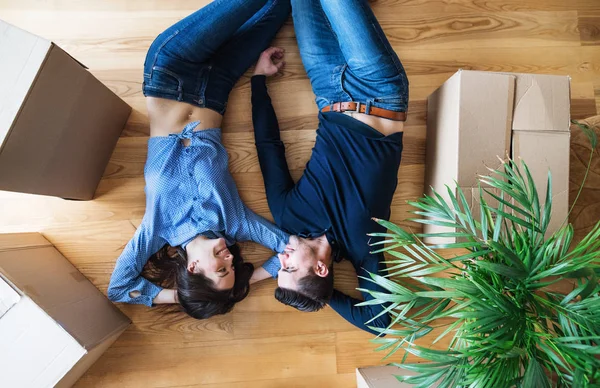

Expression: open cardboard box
xmin=0 ymin=233 xmax=131 ymax=388
xmin=424 ymin=70 xmax=571 ymax=244
xmin=0 ymin=20 xmax=131 ymax=200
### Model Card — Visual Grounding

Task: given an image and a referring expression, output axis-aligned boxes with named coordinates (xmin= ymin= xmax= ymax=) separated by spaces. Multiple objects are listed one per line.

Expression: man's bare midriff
xmin=343 ymin=111 xmax=405 ymax=136
xmin=147 ymin=97 xmax=223 ymax=138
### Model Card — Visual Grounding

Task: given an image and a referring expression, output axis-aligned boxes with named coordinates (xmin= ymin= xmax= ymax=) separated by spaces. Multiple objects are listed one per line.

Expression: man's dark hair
xmin=274 ymin=264 xmax=334 ymax=312
xmin=143 ymin=244 xmax=253 ymax=319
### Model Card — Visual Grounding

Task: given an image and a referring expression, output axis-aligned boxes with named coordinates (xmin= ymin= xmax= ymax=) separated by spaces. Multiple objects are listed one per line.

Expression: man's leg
xmin=291 ymin=0 xmax=348 ymax=110
xmin=205 ymin=0 xmax=291 ymax=111
xmin=318 ymin=0 xmax=408 ymax=112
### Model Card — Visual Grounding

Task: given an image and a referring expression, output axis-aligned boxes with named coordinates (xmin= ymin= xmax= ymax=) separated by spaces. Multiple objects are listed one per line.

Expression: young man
xmin=249 ymin=0 xmax=408 ymax=334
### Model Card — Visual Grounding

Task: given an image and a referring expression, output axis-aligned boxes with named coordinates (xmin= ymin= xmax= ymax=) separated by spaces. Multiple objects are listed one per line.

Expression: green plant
xmin=363 ymin=122 xmax=600 ymax=388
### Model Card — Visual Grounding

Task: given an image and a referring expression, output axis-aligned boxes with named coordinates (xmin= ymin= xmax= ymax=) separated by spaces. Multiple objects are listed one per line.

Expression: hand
xmin=254 ymin=47 xmax=285 ymax=77
xmin=152 ymin=289 xmax=178 ymax=304
xmin=249 ymin=267 xmax=273 ymax=285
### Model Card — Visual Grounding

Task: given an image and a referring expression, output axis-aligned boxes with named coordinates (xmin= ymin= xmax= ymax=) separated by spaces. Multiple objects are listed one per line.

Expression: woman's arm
xmin=107 ymin=222 xmax=166 ymax=306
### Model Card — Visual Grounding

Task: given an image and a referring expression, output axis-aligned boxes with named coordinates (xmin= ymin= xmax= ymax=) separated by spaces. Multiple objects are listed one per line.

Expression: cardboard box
xmin=357 ymin=366 xmax=439 ymax=388
xmin=0 ymin=20 xmax=131 ymax=200
xmin=425 ymin=70 xmax=571 ymax=243
xmin=0 ymin=233 xmax=131 ymax=388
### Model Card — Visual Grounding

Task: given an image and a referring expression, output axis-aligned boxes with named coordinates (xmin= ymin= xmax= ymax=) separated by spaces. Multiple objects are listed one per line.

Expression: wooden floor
xmin=1 ymin=0 xmax=599 ymax=387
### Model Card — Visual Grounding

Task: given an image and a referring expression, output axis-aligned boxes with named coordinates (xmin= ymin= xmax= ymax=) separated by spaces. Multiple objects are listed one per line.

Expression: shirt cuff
xmin=251 ymin=75 xmax=268 ymax=94
xmin=262 ymin=255 xmax=281 ymax=279
xmin=134 ymin=281 xmax=164 ymax=307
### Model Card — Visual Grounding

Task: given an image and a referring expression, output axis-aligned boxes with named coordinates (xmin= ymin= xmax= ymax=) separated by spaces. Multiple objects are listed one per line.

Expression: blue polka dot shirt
xmin=107 ymin=122 xmax=290 ymax=306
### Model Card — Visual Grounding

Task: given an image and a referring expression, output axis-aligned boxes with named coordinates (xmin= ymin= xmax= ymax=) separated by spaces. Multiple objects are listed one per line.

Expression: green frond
xmin=362 ymin=157 xmax=600 ymax=387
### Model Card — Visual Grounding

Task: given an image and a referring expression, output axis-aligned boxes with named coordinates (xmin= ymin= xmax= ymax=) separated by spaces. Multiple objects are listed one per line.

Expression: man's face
xmin=277 ymin=235 xmax=332 ymax=290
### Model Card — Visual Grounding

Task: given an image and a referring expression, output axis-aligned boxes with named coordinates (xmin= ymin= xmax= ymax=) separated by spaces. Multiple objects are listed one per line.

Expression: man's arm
xmin=251 ymin=69 xmax=295 ymax=222
xmin=328 ymin=253 xmax=391 ymax=335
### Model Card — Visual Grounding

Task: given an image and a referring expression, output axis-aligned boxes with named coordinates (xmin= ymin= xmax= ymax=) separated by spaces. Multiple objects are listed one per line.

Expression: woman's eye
xmin=218 ymin=268 xmax=226 ymax=272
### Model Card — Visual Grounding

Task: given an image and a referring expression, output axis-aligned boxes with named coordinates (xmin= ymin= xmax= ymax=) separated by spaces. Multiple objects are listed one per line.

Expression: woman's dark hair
xmin=142 ymin=243 xmax=254 ymax=319
xmin=274 ymin=264 xmax=334 ymax=312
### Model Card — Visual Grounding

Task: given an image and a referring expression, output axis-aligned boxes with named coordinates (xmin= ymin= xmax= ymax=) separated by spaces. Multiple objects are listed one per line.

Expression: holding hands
xmin=254 ymin=47 xmax=285 ymax=77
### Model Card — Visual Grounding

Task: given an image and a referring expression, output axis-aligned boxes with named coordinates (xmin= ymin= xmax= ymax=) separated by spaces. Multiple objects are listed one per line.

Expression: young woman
xmin=107 ymin=0 xmax=291 ymax=319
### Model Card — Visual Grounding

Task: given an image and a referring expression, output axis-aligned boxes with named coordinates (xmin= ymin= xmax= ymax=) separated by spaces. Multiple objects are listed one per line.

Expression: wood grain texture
xmin=0 ymin=0 xmax=599 ymax=386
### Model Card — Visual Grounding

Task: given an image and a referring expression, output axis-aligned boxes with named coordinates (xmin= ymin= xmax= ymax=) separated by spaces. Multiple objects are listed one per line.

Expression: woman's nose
xmin=225 ymin=253 xmax=233 ymax=261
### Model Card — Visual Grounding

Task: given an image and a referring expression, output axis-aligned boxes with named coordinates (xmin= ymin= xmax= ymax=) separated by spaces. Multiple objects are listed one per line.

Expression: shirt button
xmin=193 ymin=197 xmax=197 ymax=201
xmin=189 ymin=172 xmax=193 ymax=177
xmin=186 ymin=149 xmax=190 ymax=153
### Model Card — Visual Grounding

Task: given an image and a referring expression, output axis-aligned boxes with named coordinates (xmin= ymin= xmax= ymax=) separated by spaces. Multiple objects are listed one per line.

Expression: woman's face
xmin=186 ymin=236 xmax=235 ymax=290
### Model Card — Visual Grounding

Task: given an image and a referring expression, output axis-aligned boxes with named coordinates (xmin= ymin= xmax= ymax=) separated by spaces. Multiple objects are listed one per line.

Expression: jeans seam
xmin=149 ymin=30 xmax=180 ymax=77
xmin=224 ymin=0 xmax=278 ymax=46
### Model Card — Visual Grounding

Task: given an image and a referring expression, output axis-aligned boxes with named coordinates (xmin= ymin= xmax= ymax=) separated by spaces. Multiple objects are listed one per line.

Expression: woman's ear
xmin=315 ymin=260 xmax=329 ymax=278
xmin=187 ymin=260 xmax=196 ymax=273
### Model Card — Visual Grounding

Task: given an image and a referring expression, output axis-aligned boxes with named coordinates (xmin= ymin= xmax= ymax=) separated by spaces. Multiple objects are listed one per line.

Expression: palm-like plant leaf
xmin=365 ymin=151 xmax=600 ymax=387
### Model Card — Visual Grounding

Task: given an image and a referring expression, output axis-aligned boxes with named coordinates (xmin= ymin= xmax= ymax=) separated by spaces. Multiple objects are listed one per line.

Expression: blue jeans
xmin=292 ymin=0 xmax=409 ymax=113
xmin=143 ymin=0 xmax=291 ymax=115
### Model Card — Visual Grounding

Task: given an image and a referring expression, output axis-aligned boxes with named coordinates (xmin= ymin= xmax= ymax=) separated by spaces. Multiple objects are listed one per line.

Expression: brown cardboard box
xmin=356 ymin=366 xmax=439 ymax=388
xmin=0 ymin=20 xmax=131 ymax=200
xmin=0 ymin=233 xmax=131 ymax=388
xmin=425 ymin=70 xmax=571 ymax=244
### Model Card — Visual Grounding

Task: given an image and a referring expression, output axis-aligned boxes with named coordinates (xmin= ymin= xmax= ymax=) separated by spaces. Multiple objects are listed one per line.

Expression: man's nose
xmin=278 ymin=252 xmax=289 ymax=266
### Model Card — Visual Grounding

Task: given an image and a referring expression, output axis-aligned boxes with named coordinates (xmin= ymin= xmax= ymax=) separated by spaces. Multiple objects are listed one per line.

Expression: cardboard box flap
xmin=425 ymin=71 xmax=462 ymax=197
xmin=0 ymin=245 xmax=131 ymax=349
xmin=456 ymin=70 xmax=514 ymax=187
xmin=512 ymin=131 xmax=570 ymax=235
xmin=512 ymin=74 xmax=571 ymax=132
xmin=0 ymin=275 xmax=21 ymax=318
xmin=0 ymin=45 xmax=131 ymax=199
xmin=0 ymin=232 xmax=53 ymax=252
xmin=357 ymin=366 xmax=440 ymax=388
xmin=0 ymin=20 xmax=52 ymax=150
xmin=0 ymin=296 xmax=86 ymax=387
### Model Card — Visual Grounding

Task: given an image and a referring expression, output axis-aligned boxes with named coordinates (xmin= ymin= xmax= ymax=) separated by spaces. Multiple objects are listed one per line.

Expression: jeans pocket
xmin=148 ymin=66 xmax=182 ymax=94
xmin=374 ymin=94 xmax=405 ymax=105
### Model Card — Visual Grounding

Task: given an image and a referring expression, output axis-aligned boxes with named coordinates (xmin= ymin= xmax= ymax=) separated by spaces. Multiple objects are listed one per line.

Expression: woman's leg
xmin=204 ymin=0 xmax=291 ymax=113
xmin=291 ymin=0 xmax=347 ymax=110
xmin=143 ymin=0 xmax=285 ymax=108
xmin=317 ymin=0 xmax=409 ymax=112
xmin=146 ymin=0 xmax=274 ymax=67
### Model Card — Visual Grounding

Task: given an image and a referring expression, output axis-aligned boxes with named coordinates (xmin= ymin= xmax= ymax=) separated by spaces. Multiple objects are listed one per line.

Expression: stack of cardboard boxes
xmin=0 ymin=20 xmax=131 ymax=387
xmin=424 ymin=70 xmax=570 ymax=243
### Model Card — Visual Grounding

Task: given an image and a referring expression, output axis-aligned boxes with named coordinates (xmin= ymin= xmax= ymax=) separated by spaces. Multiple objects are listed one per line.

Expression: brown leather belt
xmin=321 ymin=102 xmax=406 ymax=121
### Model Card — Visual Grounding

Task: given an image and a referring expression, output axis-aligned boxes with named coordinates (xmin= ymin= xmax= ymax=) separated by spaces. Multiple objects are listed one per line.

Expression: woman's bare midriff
xmin=146 ymin=97 xmax=224 ymax=138
xmin=343 ymin=111 xmax=404 ymax=136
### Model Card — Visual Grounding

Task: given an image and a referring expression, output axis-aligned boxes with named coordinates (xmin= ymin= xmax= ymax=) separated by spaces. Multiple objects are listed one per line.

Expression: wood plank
xmin=74 ymin=334 xmax=337 ymax=387
xmin=336 ymin=321 xmax=455 ymax=374
xmin=199 ymin=373 xmax=356 ymax=388
xmin=578 ymin=15 xmax=600 ymax=46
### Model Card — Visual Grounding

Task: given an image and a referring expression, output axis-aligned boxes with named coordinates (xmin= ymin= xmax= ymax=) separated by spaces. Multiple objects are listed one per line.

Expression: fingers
xmin=263 ymin=46 xmax=285 ymax=58
xmin=275 ymin=61 xmax=286 ymax=71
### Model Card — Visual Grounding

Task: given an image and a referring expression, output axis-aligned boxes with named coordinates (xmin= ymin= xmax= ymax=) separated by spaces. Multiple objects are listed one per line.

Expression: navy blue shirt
xmin=252 ymin=76 xmax=403 ymax=334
